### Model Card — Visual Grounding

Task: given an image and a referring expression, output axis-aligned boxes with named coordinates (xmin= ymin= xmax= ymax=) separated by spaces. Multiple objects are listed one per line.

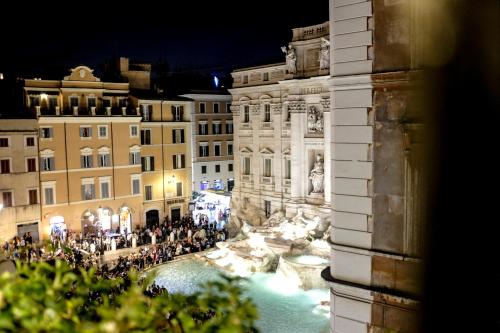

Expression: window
xmin=131 ymin=176 xmax=141 ymax=195
xmin=173 ymin=154 xmax=185 ymax=169
xmin=215 ymin=164 xmax=220 ymax=173
xmin=42 ymin=184 xmax=56 ymax=205
xmin=29 ymin=96 xmax=40 ymax=107
xmin=129 ymin=151 xmax=141 ymax=165
xmin=199 ymin=103 xmax=206 ymax=114
xmin=87 ymin=97 xmax=96 ymax=108
xmin=285 ymin=159 xmax=291 ymax=179
xmin=199 ymin=145 xmax=209 ymax=157
xmin=142 ymin=156 xmax=155 ymax=171
xmin=264 ymin=200 xmax=271 ymax=218
xmin=201 ymin=165 xmax=207 ymax=174
xmin=81 ymin=155 xmax=93 ymax=168
xmin=198 ymin=123 xmax=208 ymax=135
xmin=243 ymin=75 xmax=248 ymax=84
xmin=81 ymin=182 xmax=96 ymax=200
xmin=103 ymin=98 xmax=111 ymax=108
xmin=48 ymin=96 xmax=57 ymax=110
xmin=2 ymin=192 xmax=13 ymax=207
xmin=98 ymin=125 xmax=108 ymax=139
xmin=226 ymin=121 xmax=233 ymax=134
xmin=227 ymin=103 xmax=232 ymax=113
xmin=173 ymin=129 xmax=185 ymax=143
xmin=264 ymin=158 xmax=272 ymax=177
xmin=27 ymin=158 xmax=37 ymax=172
xmin=228 ymin=163 xmax=233 ymax=172
xmin=26 ymin=137 xmax=35 ymax=147
xmin=41 ymin=157 xmax=55 ymax=171
xmin=213 ymin=103 xmax=219 ymax=113
xmin=80 ymin=126 xmax=92 ymax=138
xmin=100 ymin=179 xmax=110 ymax=199
xmin=243 ymin=105 xmax=250 ymax=123
xmin=214 ymin=143 xmax=221 ymax=156
xmin=243 ymin=157 xmax=251 ymax=175
xmin=141 ymin=129 xmax=151 ymax=145
xmin=40 ymin=127 xmax=53 ymax=139
xmin=263 ymin=72 xmax=269 ymax=81
xmin=264 ymin=104 xmax=271 ymax=122
xmin=212 ymin=122 xmax=221 ymax=135
xmin=28 ymin=189 xmax=38 ymax=205
xmin=176 ymin=182 xmax=183 ymax=197
xmin=130 ymin=125 xmax=139 ymax=137
xmin=145 ymin=185 xmax=153 ymax=201
xmin=98 ymin=153 xmax=110 ymax=167
xmin=1 ymin=159 xmax=10 ymax=173
xmin=141 ymin=105 xmax=152 ymax=121
xmin=70 ymin=96 xmax=79 ymax=108
xmin=118 ymin=98 xmax=127 ymax=108
xmin=227 ymin=143 xmax=233 ymax=156
xmin=172 ymin=105 xmax=183 ymax=121
xmin=0 ymin=137 xmax=9 ymax=147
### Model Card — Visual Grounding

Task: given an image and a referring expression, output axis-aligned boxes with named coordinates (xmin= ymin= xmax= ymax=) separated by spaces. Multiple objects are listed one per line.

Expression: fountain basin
xmin=276 ymin=254 xmax=329 ymax=290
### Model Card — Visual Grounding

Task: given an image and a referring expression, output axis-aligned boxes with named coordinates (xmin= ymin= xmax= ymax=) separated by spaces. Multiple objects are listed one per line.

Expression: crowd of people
xmin=1 ymin=214 xmax=230 ymax=283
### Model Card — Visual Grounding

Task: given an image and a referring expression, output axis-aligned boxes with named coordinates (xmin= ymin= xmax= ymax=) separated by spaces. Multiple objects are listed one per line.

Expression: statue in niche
xmin=308 ymin=105 xmax=323 ymax=133
xmin=281 ymin=44 xmax=297 ymax=74
xmin=319 ymin=37 xmax=330 ymax=70
xmin=309 ymin=154 xmax=325 ymax=194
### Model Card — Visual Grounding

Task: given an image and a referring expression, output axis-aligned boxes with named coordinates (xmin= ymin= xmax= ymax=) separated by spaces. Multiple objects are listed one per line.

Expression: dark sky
xmin=0 ymin=1 xmax=328 ymax=78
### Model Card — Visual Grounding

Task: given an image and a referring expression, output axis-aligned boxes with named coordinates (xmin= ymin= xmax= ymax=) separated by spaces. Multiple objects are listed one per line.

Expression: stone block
xmin=333 ymin=249 xmax=372 ymax=285
xmin=395 ymin=260 xmax=422 ymax=295
xmin=332 ymin=2 xmax=373 ymax=21
xmin=334 ymin=194 xmax=372 ymax=215
xmin=333 ymin=108 xmax=368 ymax=125
xmin=333 ymin=228 xmax=372 ymax=248
xmin=334 ymin=126 xmax=373 ymax=143
xmin=334 ymin=178 xmax=368 ymax=196
xmin=334 ymin=160 xmax=372 ymax=179
xmin=333 ymin=211 xmax=368 ymax=231
xmin=333 ymin=17 xmax=367 ymax=35
xmin=333 ymin=31 xmax=372 ymax=49
xmin=335 ymin=316 xmax=368 ymax=333
xmin=371 ymin=255 xmax=395 ymax=289
xmin=334 ymin=46 xmax=368 ymax=63
xmin=334 ymin=89 xmax=372 ymax=108
xmin=333 ymin=60 xmax=373 ymax=76
xmin=333 ymin=143 xmax=370 ymax=161
xmin=335 ymin=295 xmax=372 ymax=323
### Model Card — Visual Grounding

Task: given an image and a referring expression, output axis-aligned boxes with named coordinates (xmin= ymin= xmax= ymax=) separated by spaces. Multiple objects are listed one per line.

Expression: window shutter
xmin=180 ymin=106 xmax=184 ymax=120
xmin=172 ymin=129 xmax=176 ymax=143
xmin=173 ymin=155 xmax=177 ymax=169
xmin=81 ymin=156 xmax=85 ymax=168
xmin=151 ymin=156 xmax=155 ymax=171
xmin=181 ymin=129 xmax=184 ymax=143
xmin=89 ymin=128 xmax=93 ymax=137
xmin=171 ymin=105 xmax=175 ymax=117
xmin=80 ymin=128 xmax=83 ymax=137
xmin=141 ymin=157 xmax=146 ymax=171
xmin=181 ymin=154 xmax=185 ymax=168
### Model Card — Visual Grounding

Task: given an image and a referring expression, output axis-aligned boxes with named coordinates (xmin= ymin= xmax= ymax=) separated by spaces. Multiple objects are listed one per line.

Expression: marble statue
xmin=319 ymin=37 xmax=330 ymax=70
xmin=263 ymin=210 xmax=287 ymax=226
xmin=309 ymin=154 xmax=325 ymax=194
xmin=307 ymin=106 xmax=323 ymax=133
xmin=281 ymin=45 xmax=297 ymax=74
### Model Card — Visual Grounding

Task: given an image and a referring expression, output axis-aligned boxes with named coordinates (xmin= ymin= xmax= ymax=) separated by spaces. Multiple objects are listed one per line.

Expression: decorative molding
xmin=288 ymin=101 xmax=306 ymax=113
xmin=271 ymin=103 xmax=282 ymax=114
xmin=250 ymin=105 xmax=260 ymax=115
xmin=320 ymin=98 xmax=331 ymax=111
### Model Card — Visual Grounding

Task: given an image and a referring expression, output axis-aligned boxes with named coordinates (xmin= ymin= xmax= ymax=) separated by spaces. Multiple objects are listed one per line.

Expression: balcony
xmin=260 ymin=176 xmax=274 ymax=184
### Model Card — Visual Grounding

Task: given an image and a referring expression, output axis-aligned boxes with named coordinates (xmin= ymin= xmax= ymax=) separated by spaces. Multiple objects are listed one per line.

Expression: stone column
xmin=289 ymin=100 xmax=306 ymax=202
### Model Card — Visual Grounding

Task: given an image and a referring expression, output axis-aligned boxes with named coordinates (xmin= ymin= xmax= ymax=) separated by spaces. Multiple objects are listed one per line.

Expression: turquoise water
xmin=153 ymin=258 xmax=330 ymax=333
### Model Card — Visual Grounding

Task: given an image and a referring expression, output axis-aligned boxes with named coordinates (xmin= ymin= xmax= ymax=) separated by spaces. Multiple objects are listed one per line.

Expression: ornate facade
xmin=229 ymin=21 xmax=332 ymax=223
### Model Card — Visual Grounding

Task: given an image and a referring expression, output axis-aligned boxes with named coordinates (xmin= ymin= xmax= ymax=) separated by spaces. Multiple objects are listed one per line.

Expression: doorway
xmin=171 ymin=208 xmax=181 ymax=223
xmin=146 ymin=209 xmax=160 ymax=229
xmin=17 ymin=222 xmax=39 ymax=243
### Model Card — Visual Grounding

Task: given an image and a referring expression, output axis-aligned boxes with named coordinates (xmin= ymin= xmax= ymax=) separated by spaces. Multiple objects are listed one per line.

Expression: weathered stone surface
xmin=372 ymin=194 xmax=404 ymax=253
xmin=372 ymin=255 xmax=396 ymax=289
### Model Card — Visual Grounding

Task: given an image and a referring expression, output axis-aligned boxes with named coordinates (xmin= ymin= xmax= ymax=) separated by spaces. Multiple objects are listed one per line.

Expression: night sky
xmin=0 ymin=1 xmax=328 ymax=79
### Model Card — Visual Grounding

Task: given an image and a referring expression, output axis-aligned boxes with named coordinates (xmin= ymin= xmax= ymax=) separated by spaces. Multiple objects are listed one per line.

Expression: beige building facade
xmin=229 ymin=22 xmax=332 ymax=222
xmin=0 ymin=119 xmax=40 ymax=243
xmin=180 ymin=92 xmax=234 ymax=193
xmin=15 ymin=65 xmax=192 ymax=240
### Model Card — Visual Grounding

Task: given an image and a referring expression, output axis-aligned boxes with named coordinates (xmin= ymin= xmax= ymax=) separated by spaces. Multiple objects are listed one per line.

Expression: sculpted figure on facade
xmin=281 ymin=45 xmax=297 ymax=74
xmin=319 ymin=37 xmax=330 ymax=70
xmin=307 ymin=105 xmax=323 ymax=133
xmin=309 ymin=154 xmax=325 ymax=194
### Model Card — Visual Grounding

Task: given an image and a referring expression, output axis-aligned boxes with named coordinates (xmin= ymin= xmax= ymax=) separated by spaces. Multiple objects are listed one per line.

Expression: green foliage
xmin=0 ymin=260 xmax=259 ymax=333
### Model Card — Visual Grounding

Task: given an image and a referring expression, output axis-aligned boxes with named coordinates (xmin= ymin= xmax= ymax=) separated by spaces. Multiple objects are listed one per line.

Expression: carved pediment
xmin=64 ymin=66 xmax=101 ymax=82
xmin=240 ymin=146 xmax=253 ymax=154
xmin=259 ymin=147 xmax=274 ymax=155
xmin=282 ymin=147 xmax=291 ymax=155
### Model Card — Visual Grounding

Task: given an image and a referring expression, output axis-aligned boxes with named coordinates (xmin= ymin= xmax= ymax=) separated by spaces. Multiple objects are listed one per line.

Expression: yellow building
xmin=0 ymin=119 xmax=40 ymax=243
xmin=129 ymin=92 xmax=192 ymax=227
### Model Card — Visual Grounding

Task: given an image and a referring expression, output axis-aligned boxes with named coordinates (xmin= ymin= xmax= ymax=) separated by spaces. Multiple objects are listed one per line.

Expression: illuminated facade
xmin=18 ymin=66 xmax=192 ymax=240
xmin=180 ymin=92 xmax=233 ymax=193
xmin=0 ymin=119 xmax=40 ymax=243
